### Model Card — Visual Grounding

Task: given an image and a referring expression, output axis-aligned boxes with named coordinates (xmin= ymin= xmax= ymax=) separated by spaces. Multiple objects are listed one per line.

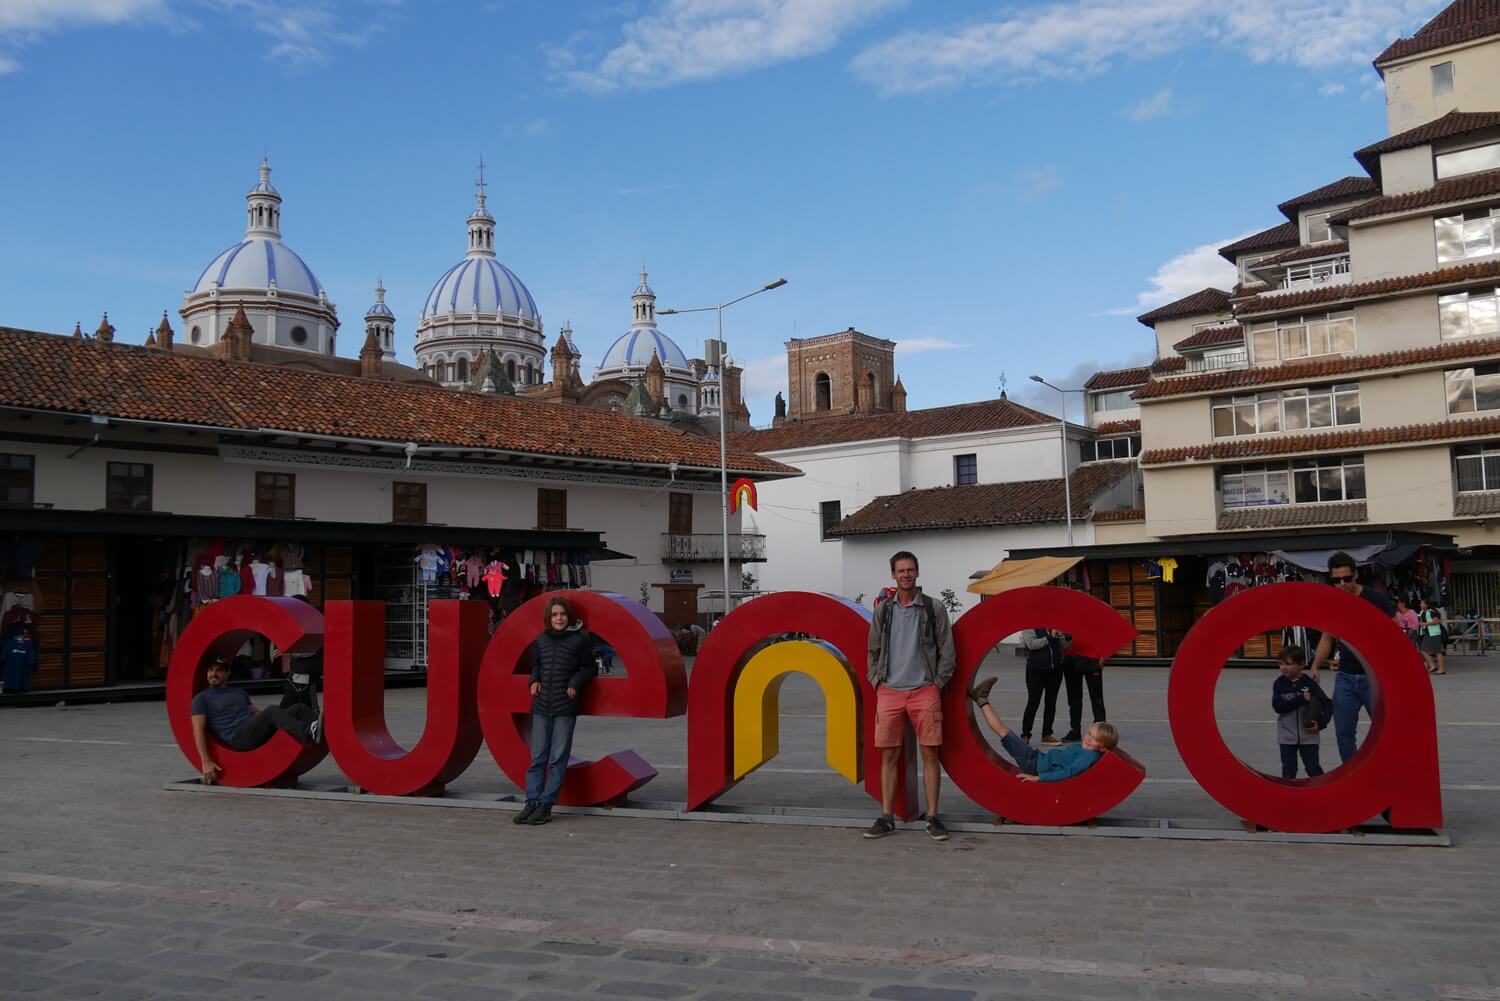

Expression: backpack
xmin=880 ymin=593 xmax=939 ymax=658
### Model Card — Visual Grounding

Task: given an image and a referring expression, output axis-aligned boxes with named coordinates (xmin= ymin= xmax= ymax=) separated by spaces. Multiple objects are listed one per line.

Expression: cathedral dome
xmin=420 ymin=256 xmax=539 ymax=322
xmin=193 ymin=238 xmax=325 ymax=298
xmin=598 ymin=327 xmax=690 ymax=371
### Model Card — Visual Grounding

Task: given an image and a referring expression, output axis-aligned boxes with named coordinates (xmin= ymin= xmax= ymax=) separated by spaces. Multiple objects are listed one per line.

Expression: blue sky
xmin=0 ymin=0 xmax=1450 ymax=423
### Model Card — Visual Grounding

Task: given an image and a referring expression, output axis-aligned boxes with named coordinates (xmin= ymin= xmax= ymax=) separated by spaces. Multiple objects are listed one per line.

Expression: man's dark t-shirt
xmin=190 ymin=686 xmax=253 ymax=740
xmin=1335 ymin=587 xmax=1395 ymax=674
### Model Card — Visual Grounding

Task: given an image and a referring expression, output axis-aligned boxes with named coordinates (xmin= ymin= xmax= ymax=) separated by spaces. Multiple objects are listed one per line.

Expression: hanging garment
xmin=248 ymin=561 xmax=271 ymax=596
xmin=1 ymin=633 xmax=38 ymax=691
xmin=218 ymin=565 xmax=242 ymax=598
xmin=281 ymin=542 xmax=305 ymax=571
xmin=194 ymin=565 xmax=219 ymax=606
xmin=265 ymin=565 xmax=284 ymax=596
xmin=465 ymin=555 xmax=484 ymax=589
xmin=1206 ymin=561 xmax=1228 ymax=604
xmin=483 ymin=561 xmax=507 ymax=598
xmin=239 ymin=561 xmax=255 ymax=595
xmin=284 ymin=569 xmax=307 ymax=597
xmin=1158 ymin=557 xmax=1178 ymax=584
xmin=0 ymin=590 xmax=34 ymax=618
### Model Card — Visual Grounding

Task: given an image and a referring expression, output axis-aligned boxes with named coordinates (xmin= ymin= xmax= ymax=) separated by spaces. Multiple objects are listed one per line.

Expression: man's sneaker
xmin=862 ymin=816 xmax=896 ymax=839
xmin=968 ymin=677 xmax=998 ymax=705
xmin=527 ymin=804 xmax=553 ymax=825
xmin=1060 ymin=730 xmax=1082 ymax=743
xmin=513 ymin=801 xmax=538 ymax=825
xmin=308 ymin=717 xmax=323 ymax=745
xmin=1040 ymin=734 xmax=1063 ymax=747
xmin=926 ymin=816 xmax=950 ymax=841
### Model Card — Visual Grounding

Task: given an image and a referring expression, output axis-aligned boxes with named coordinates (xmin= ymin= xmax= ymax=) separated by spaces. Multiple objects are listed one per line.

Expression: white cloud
xmin=894 ymin=337 xmax=966 ymax=355
xmin=1013 ymin=354 xmax=1155 ymax=420
xmin=508 ymin=117 xmax=549 ymax=138
xmin=0 ymin=0 xmax=166 ymax=70
xmin=850 ymin=0 xmax=1431 ymax=96
xmin=215 ymin=1 xmax=394 ymax=66
xmin=1103 ymin=235 xmax=1245 ymax=316
xmin=1319 ymin=80 xmax=1346 ymax=96
xmin=1015 ymin=165 xmax=1063 ymax=200
xmin=1127 ymin=86 xmax=1172 ymax=122
xmin=0 ymin=54 xmax=18 ymax=73
xmin=550 ymin=0 xmax=905 ymax=93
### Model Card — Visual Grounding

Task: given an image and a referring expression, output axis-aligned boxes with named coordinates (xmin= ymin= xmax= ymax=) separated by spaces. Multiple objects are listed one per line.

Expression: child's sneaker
xmin=308 ymin=717 xmax=323 ymax=745
xmin=513 ymin=801 xmax=538 ymax=825
xmin=968 ymin=677 xmax=997 ymax=705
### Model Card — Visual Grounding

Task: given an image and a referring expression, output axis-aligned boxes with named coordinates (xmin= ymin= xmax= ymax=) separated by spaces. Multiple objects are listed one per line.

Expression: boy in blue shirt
xmin=968 ymin=677 xmax=1118 ymax=781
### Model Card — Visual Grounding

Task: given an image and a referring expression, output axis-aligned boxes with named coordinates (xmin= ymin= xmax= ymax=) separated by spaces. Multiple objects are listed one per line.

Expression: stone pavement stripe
xmin=0 ymin=867 xmax=1482 ymax=1001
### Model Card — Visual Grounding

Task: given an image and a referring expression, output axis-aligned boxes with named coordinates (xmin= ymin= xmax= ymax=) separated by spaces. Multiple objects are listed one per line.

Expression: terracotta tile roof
xmin=1172 ymin=324 xmax=1246 ymax=353
xmin=1149 ymin=356 xmax=1187 ymax=376
xmin=1092 ymin=507 xmax=1145 ymax=523
xmin=731 ymin=396 xmax=1055 ymax=452
xmin=1141 ymin=413 xmax=1500 ymax=466
xmin=1219 ymin=502 xmax=1366 ymax=531
xmin=1355 ymin=110 xmax=1500 ymax=173
xmin=1135 ymin=335 xmax=1500 ymax=401
xmin=1253 ymin=241 xmax=1350 ymax=268
xmin=827 ymin=462 xmax=1135 ymax=536
xmin=1231 ymin=282 xmax=1274 ymax=299
xmin=1233 ymin=256 xmax=1500 ymax=317
xmin=1084 ymin=366 xmax=1152 ymax=391
xmin=1455 ymin=490 xmax=1500 ymax=516
xmin=0 ymin=326 xmax=794 ymax=476
xmin=1095 ymin=418 xmax=1141 ymax=435
xmin=1332 ymin=168 xmax=1500 ymax=224
xmin=1219 ymin=222 xmax=1298 ymax=262
xmin=1376 ymin=0 xmax=1500 ymax=65
xmin=1135 ymin=288 xmax=1232 ymax=327
xmin=1277 ymin=178 xmax=1379 ymax=219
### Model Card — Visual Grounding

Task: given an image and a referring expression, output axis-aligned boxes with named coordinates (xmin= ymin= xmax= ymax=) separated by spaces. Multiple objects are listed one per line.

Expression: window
xmin=190 ymin=326 xmax=201 ymax=344
xmin=668 ymin=492 xmax=693 ymax=535
xmin=954 ymin=453 xmax=977 ymax=485
xmin=677 ymin=394 xmax=688 ymax=407
xmin=1431 ymin=61 xmax=1455 ymax=96
xmin=0 ymin=453 xmax=35 ymax=506
xmin=1212 ymin=384 xmax=1359 ymax=437
xmin=1435 ymin=208 xmax=1500 ymax=263
xmin=1092 ymin=389 xmax=1135 ymax=412
xmin=1439 ymin=288 xmax=1500 ymax=339
xmin=106 ymin=462 xmax=152 ymax=511
xmin=1220 ymin=455 xmax=1364 ymax=508
xmin=1456 ymin=442 xmax=1500 ymax=492
xmin=254 ymin=472 xmax=295 ymax=518
xmin=392 ymin=481 xmax=427 ymax=524
xmin=456 ymin=357 xmax=468 ymax=382
xmin=1305 ymin=211 xmax=1334 ymax=245
xmin=537 ymin=488 xmax=567 ymax=530
xmin=1247 ymin=314 xmax=1355 ymax=364
xmin=1436 ymin=141 xmax=1500 ymax=180
xmin=814 ymin=372 xmax=832 ymax=411
xmin=1088 ymin=436 xmax=1139 ymax=461
xmin=1447 ymin=365 xmax=1500 ymax=414
xmin=290 ymin=326 xmax=308 ymax=345
xmin=820 ymin=500 xmax=841 ymax=541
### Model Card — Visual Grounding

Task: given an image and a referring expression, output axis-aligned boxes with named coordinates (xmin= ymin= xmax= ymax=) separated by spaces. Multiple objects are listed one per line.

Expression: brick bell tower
xmin=784 ymin=327 xmax=898 ymax=422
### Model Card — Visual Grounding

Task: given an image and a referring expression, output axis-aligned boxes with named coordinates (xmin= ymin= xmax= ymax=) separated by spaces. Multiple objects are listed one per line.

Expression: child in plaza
xmin=515 ymin=596 xmax=596 ymax=827
xmin=967 ymin=677 xmax=1118 ymax=781
xmin=1271 ymin=645 xmax=1332 ymax=779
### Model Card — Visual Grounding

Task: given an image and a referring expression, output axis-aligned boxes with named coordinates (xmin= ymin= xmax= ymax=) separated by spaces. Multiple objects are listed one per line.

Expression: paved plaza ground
xmin=1 ymin=649 xmax=1498 ymax=1000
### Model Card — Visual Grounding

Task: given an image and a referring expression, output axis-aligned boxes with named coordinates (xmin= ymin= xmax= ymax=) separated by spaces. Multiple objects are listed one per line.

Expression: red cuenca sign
xmin=166 ymin=584 xmax=1442 ymax=834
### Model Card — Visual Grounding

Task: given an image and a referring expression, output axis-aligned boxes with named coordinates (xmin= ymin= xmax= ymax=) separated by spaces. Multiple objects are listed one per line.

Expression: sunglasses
xmin=1329 ymin=574 xmax=1355 ymax=584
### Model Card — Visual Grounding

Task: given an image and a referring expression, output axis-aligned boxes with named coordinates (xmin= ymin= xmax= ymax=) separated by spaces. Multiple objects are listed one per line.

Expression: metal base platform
xmin=162 ymin=779 xmax=1451 ymax=846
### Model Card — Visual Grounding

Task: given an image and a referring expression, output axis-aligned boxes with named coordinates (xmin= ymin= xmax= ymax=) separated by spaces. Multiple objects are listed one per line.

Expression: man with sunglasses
xmin=1309 ymin=551 xmax=1393 ymax=763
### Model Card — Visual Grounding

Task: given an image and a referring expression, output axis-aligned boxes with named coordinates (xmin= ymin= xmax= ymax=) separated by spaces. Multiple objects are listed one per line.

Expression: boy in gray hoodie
xmin=1271 ymin=645 xmax=1333 ymax=779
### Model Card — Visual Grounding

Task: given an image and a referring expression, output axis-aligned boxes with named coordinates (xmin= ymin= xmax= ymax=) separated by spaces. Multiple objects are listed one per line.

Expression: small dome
xmin=365 ymin=279 xmax=394 ymax=319
xmin=598 ymin=327 xmax=690 ymax=372
xmin=193 ymin=238 xmax=325 ymax=298
xmin=421 ymin=257 xmax=539 ymax=322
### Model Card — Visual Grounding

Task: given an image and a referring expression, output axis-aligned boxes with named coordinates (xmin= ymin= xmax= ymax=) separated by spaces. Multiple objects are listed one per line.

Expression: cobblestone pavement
xmin=2 ymin=651 xmax=1498 ymax=1000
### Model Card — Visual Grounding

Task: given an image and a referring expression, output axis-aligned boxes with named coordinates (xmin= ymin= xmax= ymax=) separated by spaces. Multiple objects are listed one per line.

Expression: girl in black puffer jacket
xmin=516 ymin=596 xmax=597 ymax=826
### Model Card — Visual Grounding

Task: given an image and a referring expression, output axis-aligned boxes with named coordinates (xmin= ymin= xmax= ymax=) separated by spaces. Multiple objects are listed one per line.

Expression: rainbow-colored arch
xmin=728 ymin=477 xmax=757 ymax=514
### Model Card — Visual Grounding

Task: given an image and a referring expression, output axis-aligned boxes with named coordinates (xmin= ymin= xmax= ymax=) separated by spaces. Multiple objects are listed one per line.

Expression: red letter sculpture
xmin=476 ymin=590 xmax=686 ymax=806
xmin=684 ymin=592 xmax=924 ymax=817
xmin=941 ymin=587 xmax=1147 ymax=825
xmin=1169 ymin=582 xmax=1442 ymax=833
xmin=167 ymin=596 xmax=329 ymax=787
xmin=322 ymin=600 xmax=488 ymax=796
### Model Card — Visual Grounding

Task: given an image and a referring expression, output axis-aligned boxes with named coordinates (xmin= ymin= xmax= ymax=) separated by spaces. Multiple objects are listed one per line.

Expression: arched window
xmin=524 ymin=362 xmax=534 ymax=384
xmin=190 ymin=326 xmax=202 ymax=344
xmin=862 ymin=370 xmax=878 ymax=410
xmin=678 ymin=394 xmax=688 ymax=407
xmin=815 ymin=372 xmax=832 ymax=411
xmin=507 ymin=359 xmax=517 ymax=381
xmin=456 ymin=357 xmax=469 ymax=382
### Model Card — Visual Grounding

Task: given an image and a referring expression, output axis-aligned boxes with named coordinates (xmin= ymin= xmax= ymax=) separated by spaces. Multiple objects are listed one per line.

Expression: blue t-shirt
xmin=1335 ymin=587 xmax=1394 ymax=675
xmin=1036 ymin=744 xmax=1101 ymax=782
xmin=190 ymin=686 xmax=253 ymax=741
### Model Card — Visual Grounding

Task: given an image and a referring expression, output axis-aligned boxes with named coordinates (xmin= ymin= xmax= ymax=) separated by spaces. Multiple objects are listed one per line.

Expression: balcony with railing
xmin=1185 ymin=349 xmax=1249 ymax=373
xmin=662 ymin=532 xmax=768 ymax=563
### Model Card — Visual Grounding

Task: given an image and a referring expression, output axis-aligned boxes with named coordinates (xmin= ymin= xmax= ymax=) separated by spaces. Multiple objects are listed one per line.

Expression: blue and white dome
xmin=598 ymin=327 xmax=690 ymax=371
xmin=365 ymin=279 xmax=394 ymax=319
xmin=193 ymin=239 xmax=325 ymax=298
xmin=420 ymin=257 xmax=539 ymax=322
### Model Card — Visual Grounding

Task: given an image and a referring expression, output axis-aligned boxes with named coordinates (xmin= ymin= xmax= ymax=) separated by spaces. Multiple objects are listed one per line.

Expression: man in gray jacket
xmin=864 ymin=551 xmax=957 ymax=841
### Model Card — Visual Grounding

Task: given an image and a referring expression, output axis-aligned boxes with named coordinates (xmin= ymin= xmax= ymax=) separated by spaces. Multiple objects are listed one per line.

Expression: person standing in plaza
xmin=1059 ymin=645 xmax=1106 ymax=744
xmin=1020 ymin=628 xmax=1065 ymax=746
xmin=864 ymin=551 xmax=956 ymax=842
xmin=515 ymin=596 xmax=596 ymax=826
xmin=1417 ymin=596 xmax=1447 ymax=676
xmin=1271 ymin=645 xmax=1331 ymax=779
xmin=1309 ymin=551 xmax=1395 ymax=763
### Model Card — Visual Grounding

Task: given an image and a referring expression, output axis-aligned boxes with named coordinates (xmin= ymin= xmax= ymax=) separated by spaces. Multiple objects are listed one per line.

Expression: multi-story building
xmin=1013 ymin=0 xmax=1500 ymax=657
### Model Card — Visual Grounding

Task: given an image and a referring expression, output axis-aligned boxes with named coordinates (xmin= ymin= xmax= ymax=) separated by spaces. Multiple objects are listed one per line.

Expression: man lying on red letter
xmin=968 ymin=677 xmax=1121 ymax=781
xmin=191 ymin=655 xmax=323 ymax=784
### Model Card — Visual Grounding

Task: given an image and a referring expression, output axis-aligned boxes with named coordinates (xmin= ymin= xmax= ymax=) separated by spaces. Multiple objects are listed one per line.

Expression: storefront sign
xmin=669 ymin=569 xmax=694 ymax=583
xmin=166 ymin=585 xmax=1443 ymax=834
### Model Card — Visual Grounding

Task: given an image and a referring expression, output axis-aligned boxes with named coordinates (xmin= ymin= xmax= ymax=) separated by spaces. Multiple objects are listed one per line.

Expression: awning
xmin=1006 ymin=528 xmax=1455 ymax=562
xmin=967 ymin=556 xmax=1082 ymax=596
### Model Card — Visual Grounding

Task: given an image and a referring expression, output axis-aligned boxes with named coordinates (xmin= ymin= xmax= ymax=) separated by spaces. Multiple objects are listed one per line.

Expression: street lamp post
xmin=1029 ymin=375 xmax=1082 ymax=547
xmin=660 ymin=277 xmax=787 ymax=617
